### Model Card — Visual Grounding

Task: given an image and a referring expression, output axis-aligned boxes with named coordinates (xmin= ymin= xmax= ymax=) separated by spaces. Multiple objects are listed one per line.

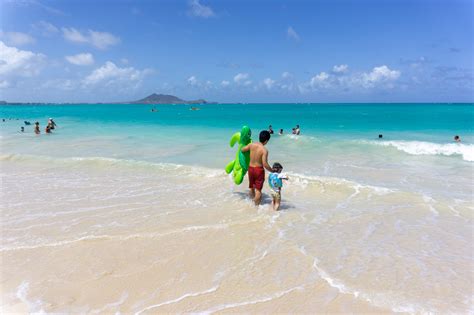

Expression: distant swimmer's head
xmin=259 ymin=130 xmax=271 ymax=144
xmin=296 ymin=125 xmax=300 ymax=128
xmin=454 ymin=135 xmax=461 ymax=142
xmin=272 ymin=162 xmax=283 ymax=173
xmin=378 ymin=134 xmax=383 ymax=139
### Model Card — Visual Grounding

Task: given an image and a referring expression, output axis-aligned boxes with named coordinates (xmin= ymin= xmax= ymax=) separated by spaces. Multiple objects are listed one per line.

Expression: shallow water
xmin=1 ymin=103 xmax=473 ymax=313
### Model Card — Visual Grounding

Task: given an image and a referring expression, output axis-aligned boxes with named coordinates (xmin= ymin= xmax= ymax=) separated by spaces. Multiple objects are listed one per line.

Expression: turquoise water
xmin=1 ymin=103 xmax=473 ymax=192
xmin=2 ymin=103 xmax=473 ymax=140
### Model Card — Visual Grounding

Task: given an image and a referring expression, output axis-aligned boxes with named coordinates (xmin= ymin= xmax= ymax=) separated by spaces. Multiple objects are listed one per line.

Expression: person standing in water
xmin=268 ymin=125 xmax=274 ymax=134
xmin=241 ymin=130 xmax=273 ymax=206
xmin=34 ymin=122 xmax=40 ymax=134
xmin=268 ymin=162 xmax=289 ymax=211
xmin=48 ymin=118 xmax=57 ymax=130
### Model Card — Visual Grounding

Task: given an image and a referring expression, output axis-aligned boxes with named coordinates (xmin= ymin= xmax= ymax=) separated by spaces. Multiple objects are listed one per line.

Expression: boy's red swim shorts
xmin=248 ymin=166 xmax=265 ymax=190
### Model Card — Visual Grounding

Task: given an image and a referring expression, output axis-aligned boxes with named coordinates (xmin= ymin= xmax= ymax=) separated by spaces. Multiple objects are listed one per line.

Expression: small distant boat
xmin=190 ymin=107 xmax=200 ymax=111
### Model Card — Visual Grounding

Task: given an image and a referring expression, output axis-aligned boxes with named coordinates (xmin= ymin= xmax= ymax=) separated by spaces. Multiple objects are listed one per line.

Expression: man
xmin=241 ymin=130 xmax=273 ymax=205
xmin=295 ymin=124 xmax=301 ymax=135
xmin=48 ymin=118 xmax=57 ymax=130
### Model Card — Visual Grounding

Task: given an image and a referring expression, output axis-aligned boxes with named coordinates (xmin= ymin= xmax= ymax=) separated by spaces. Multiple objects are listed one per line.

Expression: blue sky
xmin=0 ymin=0 xmax=472 ymax=103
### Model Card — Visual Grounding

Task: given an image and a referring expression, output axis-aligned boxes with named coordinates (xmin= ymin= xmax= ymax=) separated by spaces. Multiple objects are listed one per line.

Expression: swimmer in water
xmin=48 ymin=118 xmax=57 ymax=130
xmin=279 ymin=129 xmax=283 ymax=135
xmin=295 ymin=125 xmax=300 ymax=135
xmin=34 ymin=122 xmax=40 ymax=134
xmin=454 ymin=135 xmax=461 ymax=142
xmin=268 ymin=125 xmax=274 ymax=134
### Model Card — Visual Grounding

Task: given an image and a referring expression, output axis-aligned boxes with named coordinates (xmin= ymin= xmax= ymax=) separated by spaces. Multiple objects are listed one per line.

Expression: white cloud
xmin=263 ymin=78 xmax=275 ymax=89
xmin=33 ymin=21 xmax=59 ymax=36
xmin=83 ymin=61 xmax=151 ymax=87
xmin=205 ymin=80 xmax=213 ymax=89
xmin=221 ymin=80 xmax=230 ymax=87
xmin=360 ymin=65 xmax=400 ymax=87
xmin=234 ymin=73 xmax=249 ymax=84
xmin=65 ymin=53 xmax=94 ymax=66
xmin=333 ymin=64 xmax=349 ymax=73
xmin=188 ymin=0 xmax=215 ymax=18
xmin=187 ymin=75 xmax=198 ymax=86
xmin=0 ymin=31 xmax=35 ymax=46
xmin=302 ymin=65 xmax=401 ymax=91
xmin=42 ymin=78 xmax=77 ymax=91
xmin=0 ymin=80 xmax=10 ymax=89
xmin=62 ymin=28 xmax=120 ymax=50
xmin=310 ymin=72 xmax=329 ymax=87
xmin=282 ymin=71 xmax=292 ymax=79
xmin=287 ymin=26 xmax=300 ymax=41
xmin=0 ymin=41 xmax=45 ymax=77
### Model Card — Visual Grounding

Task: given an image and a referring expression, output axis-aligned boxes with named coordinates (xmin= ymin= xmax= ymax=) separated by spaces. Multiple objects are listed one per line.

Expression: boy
xmin=268 ymin=162 xmax=288 ymax=211
xmin=241 ymin=130 xmax=272 ymax=205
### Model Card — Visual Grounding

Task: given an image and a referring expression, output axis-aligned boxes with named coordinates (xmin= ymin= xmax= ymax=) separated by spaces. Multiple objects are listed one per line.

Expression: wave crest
xmin=364 ymin=140 xmax=473 ymax=162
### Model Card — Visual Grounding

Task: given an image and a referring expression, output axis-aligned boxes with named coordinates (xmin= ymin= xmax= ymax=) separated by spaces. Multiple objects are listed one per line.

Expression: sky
xmin=0 ymin=0 xmax=473 ymax=103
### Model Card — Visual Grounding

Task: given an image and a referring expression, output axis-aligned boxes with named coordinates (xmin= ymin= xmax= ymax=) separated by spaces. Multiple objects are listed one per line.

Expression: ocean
xmin=1 ymin=103 xmax=473 ymax=314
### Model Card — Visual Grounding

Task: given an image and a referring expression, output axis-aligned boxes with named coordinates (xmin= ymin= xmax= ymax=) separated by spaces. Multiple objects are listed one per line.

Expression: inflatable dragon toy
xmin=225 ymin=125 xmax=252 ymax=185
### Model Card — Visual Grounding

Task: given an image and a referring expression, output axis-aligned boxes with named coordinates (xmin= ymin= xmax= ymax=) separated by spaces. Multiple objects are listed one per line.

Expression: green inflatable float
xmin=225 ymin=125 xmax=252 ymax=185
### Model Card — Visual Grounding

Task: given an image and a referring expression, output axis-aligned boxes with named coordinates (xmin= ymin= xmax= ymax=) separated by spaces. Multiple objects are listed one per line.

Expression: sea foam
xmin=366 ymin=140 xmax=474 ymax=161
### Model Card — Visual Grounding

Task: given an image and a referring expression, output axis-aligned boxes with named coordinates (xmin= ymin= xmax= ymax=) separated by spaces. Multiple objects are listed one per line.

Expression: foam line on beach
xmin=298 ymin=246 xmax=431 ymax=314
xmin=15 ymin=282 xmax=46 ymax=314
xmin=90 ymin=292 xmax=129 ymax=314
xmin=0 ymin=216 xmax=269 ymax=252
xmin=0 ymin=223 xmax=230 ymax=252
xmin=2 ymin=153 xmax=402 ymax=196
xmin=0 ymin=153 xmax=224 ymax=177
xmin=197 ymin=286 xmax=304 ymax=314
xmin=287 ymin=171 xmax=396 ymax=195
xmin=134 ymin=286 xmax=219 ymax=315
xmin=360 ymin=140 xmax=474 ymax=161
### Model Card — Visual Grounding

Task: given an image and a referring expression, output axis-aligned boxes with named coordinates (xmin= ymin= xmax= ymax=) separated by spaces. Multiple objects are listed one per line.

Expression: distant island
xmin=0 ymin=94 xmax=214 ymax=105
xmin=129 ymin=93 xmax=211 ymax=105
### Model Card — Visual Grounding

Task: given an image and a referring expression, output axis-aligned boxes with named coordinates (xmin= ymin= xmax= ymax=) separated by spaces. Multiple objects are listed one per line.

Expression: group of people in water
xmin=18 ymin=118 xmax=57 ymax=134
xmin=268 ymin=124 xmax=301 ymax=136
